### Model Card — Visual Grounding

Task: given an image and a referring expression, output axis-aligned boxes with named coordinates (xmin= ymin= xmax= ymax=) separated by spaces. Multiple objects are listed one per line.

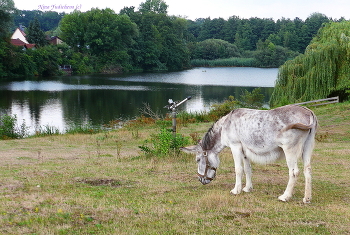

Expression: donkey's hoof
xmin=243 ymin=186 xmax=253 ymax=193
xmin=303 ymin=197 xmax=311 ymax=203
xmin=278 ymin=195 xmax=290 ymax=202
xmin=230 ymin=188 xmax=241 ymax=195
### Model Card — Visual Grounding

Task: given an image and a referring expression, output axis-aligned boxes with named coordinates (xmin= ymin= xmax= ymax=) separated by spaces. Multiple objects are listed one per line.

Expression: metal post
xmin=164 ymin=96 xmax=192 ymax=137
xmin=172 ymin=108 xmax=177 ymax=137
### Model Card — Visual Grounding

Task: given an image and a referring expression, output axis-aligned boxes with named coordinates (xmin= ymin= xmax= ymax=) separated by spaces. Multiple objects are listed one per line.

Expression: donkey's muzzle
xmin=198 ymin=176 xmax=213 ymax=185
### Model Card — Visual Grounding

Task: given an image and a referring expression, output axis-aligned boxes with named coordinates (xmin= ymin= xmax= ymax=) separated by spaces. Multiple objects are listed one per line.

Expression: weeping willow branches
xmin=270 ymin=21 xmax=350 ymax=107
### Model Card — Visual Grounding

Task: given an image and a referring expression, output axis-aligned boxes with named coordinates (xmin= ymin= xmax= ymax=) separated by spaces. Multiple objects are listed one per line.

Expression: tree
xmin=235 ymin=20 xmax=254 ymax=51
xmin=139 ymin=0 xmax=168 ymax=14
xmin=60 ymin=8 xmax=138 ymax=72
xmin=192 ymin=39 xmax=240 ymax=60
xmin=83 ymin=8 xmax=138 ymax=56
xmin=223 ymin=16 xmax=241 ymax=43
xmin=270 ymin=21 xmax=350 ymax=106
xmin=26 ymin=17 xmax=48 ymax=47
xmin=59 ymin=11 xmax=87 ymax=52
xmin=254 ymin=40 xmax=295 ymax=68
xmin=0 ymin=0 xmax=17 ymax=38
xmin=14 ymin=10 xmax=65 ymax=32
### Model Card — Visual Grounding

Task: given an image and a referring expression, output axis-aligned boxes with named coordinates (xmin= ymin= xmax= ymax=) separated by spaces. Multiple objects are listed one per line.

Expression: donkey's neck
xmin=202 ymin=115 xmax=228 ymax=153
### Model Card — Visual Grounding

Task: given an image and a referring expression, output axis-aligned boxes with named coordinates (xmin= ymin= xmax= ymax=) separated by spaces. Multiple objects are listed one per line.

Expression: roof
xmin=25 ymin=43 xmax=36 ymax=49
xmin=10 ymin=39 xmax=26 ymax=46
xmin=10 ymin=39 xmax=36 ymax=49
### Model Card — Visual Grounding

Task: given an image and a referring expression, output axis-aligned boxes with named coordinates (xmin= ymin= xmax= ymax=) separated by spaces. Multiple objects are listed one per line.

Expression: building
xmin=10 ymin=25 xmax=36 ymax=49
xmin=49 ymin=36 xmax=64 ymax=45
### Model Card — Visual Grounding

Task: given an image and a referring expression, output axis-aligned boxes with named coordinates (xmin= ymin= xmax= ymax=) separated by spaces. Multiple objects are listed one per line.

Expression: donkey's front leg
xmin=230 ymin=147 xmax=245 ymax=195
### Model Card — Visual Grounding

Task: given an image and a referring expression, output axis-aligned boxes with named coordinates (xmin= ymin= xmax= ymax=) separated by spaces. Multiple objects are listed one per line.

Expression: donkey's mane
xmin=201 ymin=113 xmax=228 ymax=150
xmin=201 ymin=125 xmax=216 ymax=150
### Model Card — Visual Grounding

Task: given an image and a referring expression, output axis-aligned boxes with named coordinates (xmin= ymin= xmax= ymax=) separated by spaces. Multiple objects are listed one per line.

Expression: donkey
xmin=181 ymin=105 xmax=317 ymax=203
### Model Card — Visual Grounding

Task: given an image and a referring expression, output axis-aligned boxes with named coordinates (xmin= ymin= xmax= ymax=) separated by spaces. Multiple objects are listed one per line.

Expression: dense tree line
xmin=0 ymin=0 xmax=346 ymax=78
xmin=13 ymin=10 xmax=65 ymax=32
xmin=187 ymin=13 xmax=335 ymax=53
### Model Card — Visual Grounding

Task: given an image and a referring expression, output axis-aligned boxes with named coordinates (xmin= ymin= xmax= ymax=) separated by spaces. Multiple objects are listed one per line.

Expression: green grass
xmin=0 ymin=103 xmax=349 ymax=234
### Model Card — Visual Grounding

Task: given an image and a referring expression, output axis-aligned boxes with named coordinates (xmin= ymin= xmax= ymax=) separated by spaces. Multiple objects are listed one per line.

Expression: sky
xmin=13 ymin=0 xmax=350 ymax=21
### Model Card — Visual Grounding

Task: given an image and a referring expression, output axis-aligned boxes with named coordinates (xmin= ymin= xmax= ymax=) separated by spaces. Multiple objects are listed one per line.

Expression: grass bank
xmin=0 ymin=103 xmax=349 ymax=234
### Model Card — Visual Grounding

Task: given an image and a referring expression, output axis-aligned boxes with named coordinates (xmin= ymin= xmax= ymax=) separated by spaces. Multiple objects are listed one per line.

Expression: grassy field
xmin=0 ymin=103 xmax=349 ymax=234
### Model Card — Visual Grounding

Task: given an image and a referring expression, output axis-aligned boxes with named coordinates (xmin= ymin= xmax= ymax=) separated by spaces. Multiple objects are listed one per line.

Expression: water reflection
xmin=0 ymin=67 xmax=278 ymax=133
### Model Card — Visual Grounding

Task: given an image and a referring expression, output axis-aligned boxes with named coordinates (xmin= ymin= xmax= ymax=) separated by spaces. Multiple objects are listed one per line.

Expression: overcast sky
xmin=13 ymin=0 xmax=350 ymax=21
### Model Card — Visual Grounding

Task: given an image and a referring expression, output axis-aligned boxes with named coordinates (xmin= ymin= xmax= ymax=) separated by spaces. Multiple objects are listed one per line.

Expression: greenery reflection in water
xmin=0 ymin=68 xmax=277 ymax=133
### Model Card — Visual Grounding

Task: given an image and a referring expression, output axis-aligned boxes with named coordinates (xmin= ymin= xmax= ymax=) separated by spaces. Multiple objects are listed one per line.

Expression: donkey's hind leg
xmin=278 ymin=146 xmax=303 ymax=202
xmin=242 ymin=157 xmax=253 ymax=192
xmin=302 ymin=129 xmax=315 ymax=203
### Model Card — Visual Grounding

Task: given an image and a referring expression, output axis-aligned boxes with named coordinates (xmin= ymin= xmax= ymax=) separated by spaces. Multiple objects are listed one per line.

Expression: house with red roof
xmin=10 ymin=26 xmax=36 ymax=49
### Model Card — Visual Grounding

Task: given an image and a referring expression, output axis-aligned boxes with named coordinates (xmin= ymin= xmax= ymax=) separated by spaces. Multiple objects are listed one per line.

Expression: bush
xmin=0 ymin=114 xmax=28 ymax=139
xmin=208 ymin=96 xmax=241 ymax=120
xmin=191 ymin=39 xmax=241 ymax=60
xmin=239 ymin=88 xmax=265 ymax=109
xmin=139 ymin=128 xmax=191 ymax=157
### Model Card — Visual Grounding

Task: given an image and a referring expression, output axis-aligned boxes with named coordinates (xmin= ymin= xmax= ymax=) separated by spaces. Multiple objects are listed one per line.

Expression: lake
xmin=0 ymin=67 xmax=278 ymax=134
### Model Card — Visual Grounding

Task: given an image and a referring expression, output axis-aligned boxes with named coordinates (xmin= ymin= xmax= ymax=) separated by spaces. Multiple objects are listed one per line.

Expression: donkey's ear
xmin=180 ymin=145 xmax=201 ymax=154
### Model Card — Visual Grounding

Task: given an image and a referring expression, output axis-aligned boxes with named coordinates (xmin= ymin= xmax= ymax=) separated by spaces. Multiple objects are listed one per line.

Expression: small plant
xmin=115 ymin=140 xmax=122 ymax=158
xmin=139 ymin=128 xmax=190 ymax=157
xmin=0 ymin=114 xmax=28 ymax=139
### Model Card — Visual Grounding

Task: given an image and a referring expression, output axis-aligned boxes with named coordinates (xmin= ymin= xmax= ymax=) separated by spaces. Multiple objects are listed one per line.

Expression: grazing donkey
xmin=181 ymin=105 xmax=317 ymax=203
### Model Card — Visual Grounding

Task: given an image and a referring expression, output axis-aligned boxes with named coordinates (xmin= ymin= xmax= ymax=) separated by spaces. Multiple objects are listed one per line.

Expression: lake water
xmin=0 ymin=67 xmax=278 ymax=134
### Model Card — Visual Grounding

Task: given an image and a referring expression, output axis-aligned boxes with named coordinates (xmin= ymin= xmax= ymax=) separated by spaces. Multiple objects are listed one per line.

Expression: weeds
xmin=115 ymin=140 xmax=122 ymax=158
xmin=35 ymin=124 xmax=61 ymax=136
xmin=65 ymin=122 xmax=100 ymax=134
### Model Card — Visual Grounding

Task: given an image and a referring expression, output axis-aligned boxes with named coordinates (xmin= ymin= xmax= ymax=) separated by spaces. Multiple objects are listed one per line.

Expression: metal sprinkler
xmin=164 ymin=96 xmax=192 ymax=137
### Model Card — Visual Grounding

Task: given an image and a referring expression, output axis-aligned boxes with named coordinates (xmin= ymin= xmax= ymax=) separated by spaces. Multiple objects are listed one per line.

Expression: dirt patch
xmin=74 ymin=177 xmax=135 ymax=187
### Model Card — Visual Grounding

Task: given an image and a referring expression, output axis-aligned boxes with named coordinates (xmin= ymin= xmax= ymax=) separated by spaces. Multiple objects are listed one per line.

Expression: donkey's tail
xmin=281 ymin=109 xmax=318 ymax=132
xmin=301 ymin=112 xmax=317 ymax=161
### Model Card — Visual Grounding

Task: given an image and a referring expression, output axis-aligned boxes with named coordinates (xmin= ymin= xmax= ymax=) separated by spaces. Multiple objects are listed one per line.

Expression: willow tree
xmin=270 ymin=21 xmax=350 ymax=107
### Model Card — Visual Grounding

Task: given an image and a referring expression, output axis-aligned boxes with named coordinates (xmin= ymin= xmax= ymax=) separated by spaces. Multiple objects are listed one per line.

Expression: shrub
xmin=0 ymin=114 xmax=28 ymax=139
xmin=139 ymin=128 xmax=191 ymax=157
xmin=239 ymin=88 xmax=265 ymax=109
xmin=208 ymin=96 xmax=241 ymax=120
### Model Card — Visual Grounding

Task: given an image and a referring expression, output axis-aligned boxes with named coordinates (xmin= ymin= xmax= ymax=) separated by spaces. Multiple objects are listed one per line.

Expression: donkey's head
xmin=181 ymin=144 xmax=219 ymax=185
